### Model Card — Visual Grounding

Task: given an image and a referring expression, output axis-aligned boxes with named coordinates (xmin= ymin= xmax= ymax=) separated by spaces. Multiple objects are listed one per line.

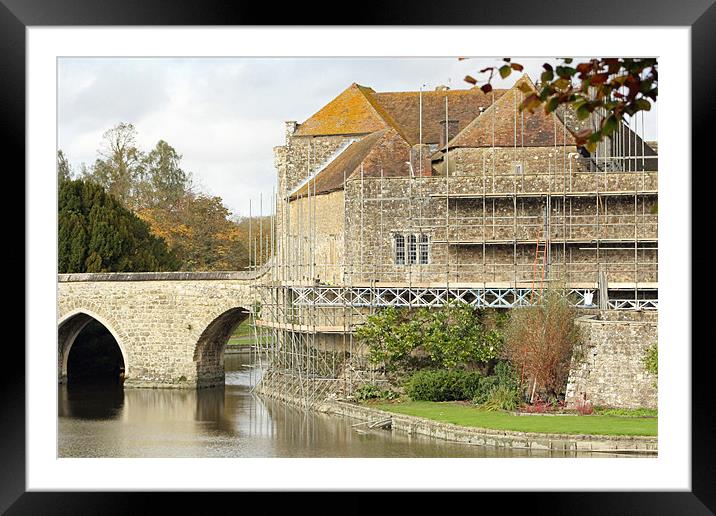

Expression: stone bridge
xmin=58 ymin=270 xmax=265 ymax=388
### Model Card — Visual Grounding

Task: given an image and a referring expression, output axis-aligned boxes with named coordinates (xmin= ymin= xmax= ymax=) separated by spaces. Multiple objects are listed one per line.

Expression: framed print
xmin=4 ymin=0 xmax=713 ymax=512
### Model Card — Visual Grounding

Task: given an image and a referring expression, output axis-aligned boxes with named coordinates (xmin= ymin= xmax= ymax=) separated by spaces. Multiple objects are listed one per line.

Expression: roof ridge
xmin=356 ymin=85 xmax=412 ymax=144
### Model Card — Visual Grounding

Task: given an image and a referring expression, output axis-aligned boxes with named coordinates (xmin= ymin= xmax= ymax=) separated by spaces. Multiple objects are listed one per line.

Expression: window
xmin=394 ymin=234 xmax=405 ymax=265
xmin=419 ymin=234 xmax=429 ymax=264
xmin=395 ymin=233 xmax=430 ymax=265
xmin=408 ymin=235 xmax=417 ymax=265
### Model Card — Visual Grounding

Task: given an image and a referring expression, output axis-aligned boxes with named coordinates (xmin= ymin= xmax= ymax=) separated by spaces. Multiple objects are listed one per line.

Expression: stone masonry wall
xmin=565 ymin=310 xmax=658 ymax=409
xmin=282 ymin=190 xmax=345 ymax=284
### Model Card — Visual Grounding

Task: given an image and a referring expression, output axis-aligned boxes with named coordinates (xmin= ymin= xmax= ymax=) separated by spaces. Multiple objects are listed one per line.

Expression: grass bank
xmin=227 ymin=321 xmax=254 ymax=347
xmin=371 ymin=401 xmax=657 ymax=436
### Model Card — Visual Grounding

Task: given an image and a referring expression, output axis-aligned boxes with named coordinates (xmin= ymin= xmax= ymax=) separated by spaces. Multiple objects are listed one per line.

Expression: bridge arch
xmin=58 ymin=308 xmax=129 ymax=385
xmin=193 ymin=306 xmax=251 ymax=388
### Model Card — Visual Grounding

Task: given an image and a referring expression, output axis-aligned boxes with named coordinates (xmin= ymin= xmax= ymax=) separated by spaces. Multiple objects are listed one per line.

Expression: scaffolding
xmin=247 ymin=85 xmax=658 ymax=409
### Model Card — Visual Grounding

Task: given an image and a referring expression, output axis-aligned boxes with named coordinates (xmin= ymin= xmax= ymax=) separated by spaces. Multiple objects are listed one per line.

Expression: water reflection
xmin=59 ymin=354 xmax=617 ymax=458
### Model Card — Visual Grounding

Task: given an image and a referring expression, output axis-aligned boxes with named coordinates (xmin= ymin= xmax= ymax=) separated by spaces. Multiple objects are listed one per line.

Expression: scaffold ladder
xmin=530 ymin=204 xmax=549 ymax=304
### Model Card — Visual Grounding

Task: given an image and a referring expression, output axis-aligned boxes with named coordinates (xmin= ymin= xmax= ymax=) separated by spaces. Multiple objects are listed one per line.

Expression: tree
xmin=140 ymin=140 xmax=192 ymax=209
xmin=58 ymin=178 xmax=179 ymax=273
xmin=137 ymin=193 xmax=249 ymax=271
xmin=464 ymin=58 xmax=657 ymax=152
xmin=502 ymin=290 xmax=581 ymax=401
xmin=74 ymin=123 xmax=254 ymax=272
xmin=83 ymin=123 xmax=145 ymax=206
xmin=57 ymin=150 xmax=72 ymax=182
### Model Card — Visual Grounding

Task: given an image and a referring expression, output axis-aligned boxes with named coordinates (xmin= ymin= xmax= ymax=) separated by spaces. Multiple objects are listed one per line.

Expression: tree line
xmin=58 ymin=122 xmax=272 ymax=273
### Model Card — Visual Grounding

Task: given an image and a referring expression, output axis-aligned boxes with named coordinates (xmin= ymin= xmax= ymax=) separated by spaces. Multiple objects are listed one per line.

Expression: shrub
xmin=574 ymin=398 xmax=594 ymax=416
xmin=503 ymin=289 xmax=581 ymax=400
xmin=355 ymin=383 xmax=382 ymax=401
xmin=405 ymin=369 xmax=484 ymax=401
xmin=471 ymin=376 xmax=499 ymax=405
xmin=355 ymin=383 xmax=400 ymax=402
xmin=355 ymin=304 xmax=506 ymax=372
xmin=643 ymin=343 xmax=658 ymax=378
xmin=481 ymin=384 xmax=520 ymax=412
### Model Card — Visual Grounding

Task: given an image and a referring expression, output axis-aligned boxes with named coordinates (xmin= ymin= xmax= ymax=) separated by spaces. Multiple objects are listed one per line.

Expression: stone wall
xmin=281 ymin=190 xmax=345 ymax=284
xmin=58 ymin=271 xmax=263 ymax=388
xmin=565 ymin=310 xmax=658 ymax=409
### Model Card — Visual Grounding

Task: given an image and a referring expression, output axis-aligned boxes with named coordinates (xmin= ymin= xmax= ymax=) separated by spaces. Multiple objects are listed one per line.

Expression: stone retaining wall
xmin=566 ymin=310 xmax=658 ymax=409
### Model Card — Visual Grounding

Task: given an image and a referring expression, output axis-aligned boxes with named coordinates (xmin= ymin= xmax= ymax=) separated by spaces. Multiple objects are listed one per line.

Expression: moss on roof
xmin=445 ymin=75 xmax=577 ymax=149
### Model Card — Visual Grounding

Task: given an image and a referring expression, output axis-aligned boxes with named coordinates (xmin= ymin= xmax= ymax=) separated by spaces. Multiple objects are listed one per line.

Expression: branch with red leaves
xmin=463 ymin=58 xmax=657 ymax=152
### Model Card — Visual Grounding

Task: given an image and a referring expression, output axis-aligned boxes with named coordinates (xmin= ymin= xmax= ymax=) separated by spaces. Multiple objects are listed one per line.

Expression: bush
xmin=574 ymin=398 xmax=594 ymax=416
xmin=643 ymin=343 xmax=658 ymax=378
xmin=471 ymin=376 xmax=499 ymax=405
xmin=593 ymin=406 xmax=657 ymax=417
xmin=481 ymin=384 xmax=520 ymax=412
xmin=405 ymin=369 xmax=484 ymax=401
xmin=355 ymin=383 xmax=400 ymax=402
xmin=503 ymin=289 xmax=581 ymax=400
xmin=355 ymin=304 xmax=506 ymax=372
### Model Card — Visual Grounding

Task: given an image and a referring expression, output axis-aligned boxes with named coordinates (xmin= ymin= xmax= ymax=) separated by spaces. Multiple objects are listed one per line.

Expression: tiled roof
xmin=373 ymin=88 xmax=505 ymax=145
xmin=446 ymin=75 xmax=576 ymax=149
xmin=295 ymin=83 xmax=505 ymax=145
xmin=290 ymin=128 xmax=411 ymax=199
xmin=294 ymin=83 xmax=392 ymax=137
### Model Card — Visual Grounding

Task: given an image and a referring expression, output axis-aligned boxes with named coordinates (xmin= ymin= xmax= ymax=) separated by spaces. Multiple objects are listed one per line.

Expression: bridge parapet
xmin=58 ymin=265 xmax=270 ymax=283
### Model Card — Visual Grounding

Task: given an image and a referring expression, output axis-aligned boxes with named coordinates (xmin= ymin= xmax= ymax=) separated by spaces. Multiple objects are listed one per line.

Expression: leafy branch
xmin=464 ymin=58 xmax=658 ymax=152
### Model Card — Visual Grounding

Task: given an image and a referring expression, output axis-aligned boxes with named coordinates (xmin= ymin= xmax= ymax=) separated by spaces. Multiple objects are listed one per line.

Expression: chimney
xmin=285 ymin=121 xmax=298 ymax=144
xmin=439 ymin=119 xmax=459 ymax=148
xmin=410 ymin=144 xmax=432 ymax=177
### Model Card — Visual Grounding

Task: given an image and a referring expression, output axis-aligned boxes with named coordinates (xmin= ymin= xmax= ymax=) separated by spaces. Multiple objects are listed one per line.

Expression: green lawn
xmin=371 ymin=401 xmax=657 ymax=436
xmin=226 ymin=321 xmax=255 ymax=347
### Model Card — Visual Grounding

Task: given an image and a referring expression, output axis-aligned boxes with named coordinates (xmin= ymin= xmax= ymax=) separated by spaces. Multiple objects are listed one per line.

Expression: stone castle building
xmin=254 ymin=75 xmax=658 ymax=403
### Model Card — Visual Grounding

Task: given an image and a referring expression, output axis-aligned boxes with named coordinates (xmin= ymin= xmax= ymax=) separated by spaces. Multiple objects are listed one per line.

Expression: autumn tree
xmin=502 ymin=290 xmax=581 ymax=401
xmin=137 ymin=193 xmax=249 ymax=271
xmin=72 ymin=123 xmax=254 ymax=271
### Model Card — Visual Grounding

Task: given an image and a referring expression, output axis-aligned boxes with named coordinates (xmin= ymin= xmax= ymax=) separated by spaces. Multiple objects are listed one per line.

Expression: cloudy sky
xmin=58 ymin=57 xmax=657 ymax=217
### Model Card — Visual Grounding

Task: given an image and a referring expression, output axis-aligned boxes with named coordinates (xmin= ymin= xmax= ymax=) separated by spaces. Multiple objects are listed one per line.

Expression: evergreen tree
xmin=58 ymin=178 xmax=179 ymax=273
xmin=57 ymin=150 xmax=72 ymax=182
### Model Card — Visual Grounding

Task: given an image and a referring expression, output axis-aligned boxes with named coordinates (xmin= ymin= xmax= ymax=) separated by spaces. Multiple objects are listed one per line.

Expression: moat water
xmin=59 ymin=353 xmax=608 ymax=458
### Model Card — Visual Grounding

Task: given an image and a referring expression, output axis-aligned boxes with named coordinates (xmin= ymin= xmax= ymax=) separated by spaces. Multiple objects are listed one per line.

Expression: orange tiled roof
xmin=294 ymin=83 xmax=392 ymax=137
xmin=446 ymin=75 xmax=577 ymax=149
xmin=290 ymin=128 xmax=411 ymax=199
xmin=295 ymin=83 xmax=505 ymax=145
xmin=373 ymin=88 xmax=505 ymax=145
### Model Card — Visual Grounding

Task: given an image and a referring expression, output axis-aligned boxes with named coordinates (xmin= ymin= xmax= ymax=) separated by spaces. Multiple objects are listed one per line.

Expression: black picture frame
xmin=4 ymin=0 xmax=711 ymax=512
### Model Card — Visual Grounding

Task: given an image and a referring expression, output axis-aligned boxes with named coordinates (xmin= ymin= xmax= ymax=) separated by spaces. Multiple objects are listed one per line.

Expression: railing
xmin=256 ymin=284 xmax=658 ymax=314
